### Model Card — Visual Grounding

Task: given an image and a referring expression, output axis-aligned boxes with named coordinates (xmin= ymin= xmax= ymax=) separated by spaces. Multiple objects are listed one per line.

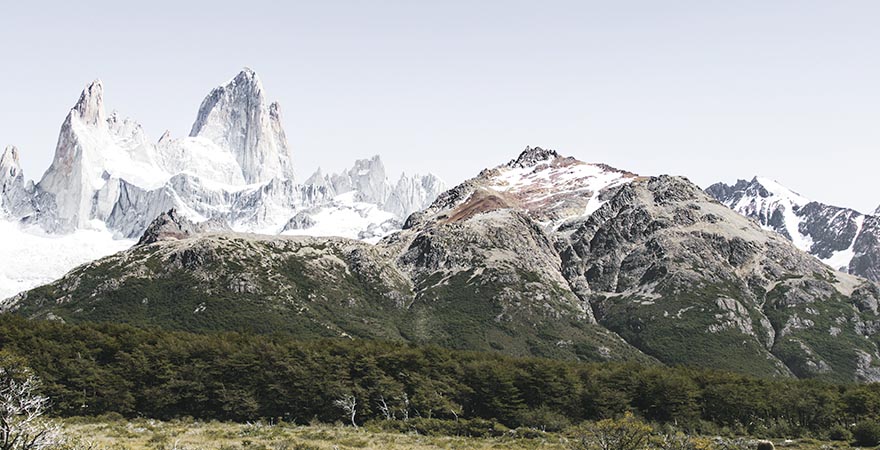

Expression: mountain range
xmin=6 ymin=146 xmax=880 ymax=384
xmin=4 ymin=69 xmax=880 ymax=384
xmin=0 ymin=69 xmax=445 ymax=297
xmin=707 ymin=178 xmax=880 ymax=283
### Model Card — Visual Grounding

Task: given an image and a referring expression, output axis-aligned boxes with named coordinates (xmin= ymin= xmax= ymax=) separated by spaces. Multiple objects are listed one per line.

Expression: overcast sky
xmin=2 ymin=1 xmax=878 ymax=212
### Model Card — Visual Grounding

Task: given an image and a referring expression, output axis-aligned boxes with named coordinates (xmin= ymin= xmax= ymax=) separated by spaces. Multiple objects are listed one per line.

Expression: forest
xmin=1 ymin=315 xmax=880 ymax=441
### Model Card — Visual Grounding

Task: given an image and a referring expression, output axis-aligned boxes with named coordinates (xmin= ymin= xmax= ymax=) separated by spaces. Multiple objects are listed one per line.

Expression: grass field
xmin=63 ymin=419 xmax=565 ymax=450
xmin=59 ymin=419 xmax=855 ymax=450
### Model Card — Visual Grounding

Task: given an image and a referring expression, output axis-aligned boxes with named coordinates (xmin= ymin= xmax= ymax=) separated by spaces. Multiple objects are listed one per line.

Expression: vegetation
xmin=0 ymin=353 xmax=63 ymax=450
xmin=2 ymin=315 xmax=880 ymax=444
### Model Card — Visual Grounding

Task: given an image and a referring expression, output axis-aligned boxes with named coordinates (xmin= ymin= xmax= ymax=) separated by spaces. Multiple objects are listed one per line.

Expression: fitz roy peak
xmin=707 ymin=177 xmax=880 ymax=283
xmin=189 ymin=68 xmax=294 ymax=184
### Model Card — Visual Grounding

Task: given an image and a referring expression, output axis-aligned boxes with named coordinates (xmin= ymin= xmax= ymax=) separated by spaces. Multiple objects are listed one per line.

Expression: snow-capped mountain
xmin=707 ymin=177 xmax=880 ymax=282
xmin=414 ymin=146 xmax=637 ymax=231
xmin=0 ymin=68 xmax=445 ymax=298
xmin=188 ymin=68 xmax=293 ymax=184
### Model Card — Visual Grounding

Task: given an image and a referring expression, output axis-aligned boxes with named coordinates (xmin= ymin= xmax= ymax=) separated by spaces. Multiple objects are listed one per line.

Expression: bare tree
xmin=377 ymin=395 xmax=394 ymax=421
xmin=399 ymin=393 xmax=410 ymax=422
xmin=333 ymin=395 xmax=357 ymax=428
xmin=0 ymin=365 xmax=64 ymax=450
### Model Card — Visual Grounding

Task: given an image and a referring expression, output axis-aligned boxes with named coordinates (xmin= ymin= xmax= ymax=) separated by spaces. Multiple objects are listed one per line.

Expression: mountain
xmin=706 ymin=177 xmax=880 ymax=283
xmin=9 ymin=147 xmax=880 ymax=383
xmin=0 ymin=69 xmax=444 ymax=299
xmin=188 ymin=67 xmax=294 ymax=184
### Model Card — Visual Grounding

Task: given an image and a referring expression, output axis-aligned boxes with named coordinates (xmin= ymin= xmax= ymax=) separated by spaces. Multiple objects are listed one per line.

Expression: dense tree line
xmin=1 ymin=315 xmax=879 ymax=438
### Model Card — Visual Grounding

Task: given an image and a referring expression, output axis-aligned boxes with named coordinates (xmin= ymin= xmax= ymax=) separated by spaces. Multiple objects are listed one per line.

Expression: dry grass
xmin=59 ymin=419 xmax=856 ymax=450
xmin=62 ymin=419 xmax=566 ymax=450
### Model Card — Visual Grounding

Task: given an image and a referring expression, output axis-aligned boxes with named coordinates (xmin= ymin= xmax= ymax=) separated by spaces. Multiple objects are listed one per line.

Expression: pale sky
xmin=1 ymin=1 xmax=878 ymax=213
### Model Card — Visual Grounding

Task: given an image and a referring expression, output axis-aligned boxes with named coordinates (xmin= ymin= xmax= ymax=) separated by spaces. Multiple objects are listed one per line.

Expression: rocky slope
xmin=8 ymin=147 xmax=880 ymax=382
xmin=4 ymin=206 xmax=649 ymax=363
xmin=707 ymin=177 xmax=880 ymax=283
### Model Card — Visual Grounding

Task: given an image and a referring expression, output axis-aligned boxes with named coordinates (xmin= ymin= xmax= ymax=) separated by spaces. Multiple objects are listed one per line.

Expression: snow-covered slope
xmin=413 ymin=147 xmax=637 ymax=233
xmin=707 ymin=177 xmax=880 ymax=282
xmin=0 ymin=220 xmax=132 ymax=299
xmin=0 ymin=68 xmax=445 ymax=298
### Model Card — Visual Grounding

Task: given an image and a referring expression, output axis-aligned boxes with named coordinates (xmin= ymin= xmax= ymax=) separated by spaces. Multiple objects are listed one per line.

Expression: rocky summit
xmin=8 ymin=147 xmax=880 ymax=383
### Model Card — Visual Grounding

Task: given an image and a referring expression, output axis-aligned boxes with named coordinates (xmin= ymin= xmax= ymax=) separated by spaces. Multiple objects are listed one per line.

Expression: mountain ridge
xmin=707 ymin=176 xmax=880 ymax=283
xmin=9 ymin=147 xmax=880 ymax=383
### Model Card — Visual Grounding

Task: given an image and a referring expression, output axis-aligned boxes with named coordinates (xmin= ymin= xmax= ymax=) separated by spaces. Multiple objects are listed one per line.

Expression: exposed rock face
xmin=189 ymin=68 xmax=294 ymax=183
xmin=558 ymin=175 xmax=880 ymax=378
xmin=383 ymin=173 xmax=446 ymax=219
xmin=0 ymin=146 xmax=33 ymax=217
xmin=281 ymin=211 xmax=316 ymax=231
xmin=707 ymin=177 xmax=880 ymax=283
xmin=36 ymin=80 xmax=105 ymax=230
xmin=138 ymin=209 xmax=202 ymax=245
xmin=34 ymin=80 xmax=168 ymax=232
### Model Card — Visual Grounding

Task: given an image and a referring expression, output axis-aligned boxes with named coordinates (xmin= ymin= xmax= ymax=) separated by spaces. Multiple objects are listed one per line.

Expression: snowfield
xmin=0 ymin=220 xmax=133 ymax=300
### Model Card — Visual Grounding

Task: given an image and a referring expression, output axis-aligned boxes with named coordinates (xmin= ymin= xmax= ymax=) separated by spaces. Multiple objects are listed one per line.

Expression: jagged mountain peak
xmin=137 ymin=208 xmax=198 ymax=245
xmin=188 ymin=68 xmax=293 ymax=184
xmin=1 ymin=145 xmax=32 ymax=218
xmin=707 ymin=175 xmax=880 ymax=283
xmin=72 ymin=79 xmax=105 ymax=126
xmin=507 ymin=146 xmax=561 ymax=168
xmin=708 ymin=176 xmax=810 ymax=206
xmin=751 ymin=176 xmax=810 ymax=204
xmin=1 ymin=145 xmax=21 ymax=178
xmin=304 ymin=167 xmax=327 ymax=186
xmin=410 ymin=148 xmax=636 ymax=232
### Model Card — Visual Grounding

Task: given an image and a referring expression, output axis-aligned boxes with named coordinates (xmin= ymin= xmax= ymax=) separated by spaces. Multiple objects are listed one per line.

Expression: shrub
xmin=826 ymin=424 xmax=852 ymax=442
xmin=755 ymin=441 xmax=774 ymax=450
xmin=516 ymin=406 xmax=573 ymax=432
xmin=568 ymin=412 xmax=654 ymax=450
xmin=853 ymin=420 xmax=880 ymax=447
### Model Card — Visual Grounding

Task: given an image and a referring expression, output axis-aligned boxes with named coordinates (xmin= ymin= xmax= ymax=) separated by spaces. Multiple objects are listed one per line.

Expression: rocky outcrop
xmin=0 ymin=146 xmax=33 ymax=217
xmin=281 ymin=211 xmax=316 ymax=231
xmin=137 ymin=209 xmax=202 ymax=245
